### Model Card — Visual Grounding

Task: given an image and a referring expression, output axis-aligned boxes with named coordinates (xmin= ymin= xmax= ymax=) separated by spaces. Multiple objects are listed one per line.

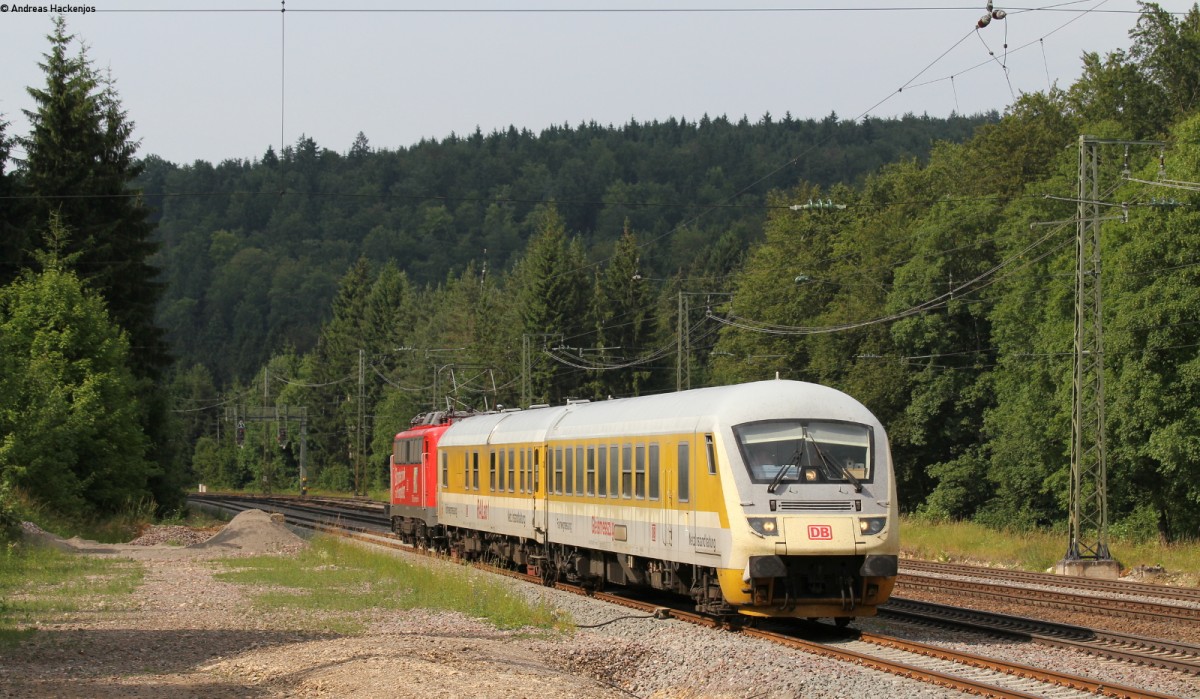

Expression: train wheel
xmin=540 ymin=559 xmax=557 ymax=587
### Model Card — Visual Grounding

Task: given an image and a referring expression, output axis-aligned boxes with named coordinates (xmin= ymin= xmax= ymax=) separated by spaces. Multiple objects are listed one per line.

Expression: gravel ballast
xmin=3 ymin=513 xmax=1194 ymax=698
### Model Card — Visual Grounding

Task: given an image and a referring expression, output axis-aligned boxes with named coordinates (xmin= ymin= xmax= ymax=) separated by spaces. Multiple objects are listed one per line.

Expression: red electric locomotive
xmin=386 ymin=410 xmax=469 ymax=547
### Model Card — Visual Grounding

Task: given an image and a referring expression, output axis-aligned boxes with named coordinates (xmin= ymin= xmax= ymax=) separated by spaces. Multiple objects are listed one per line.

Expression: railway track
xmin=188 ymin=494 xmax=1194 ymax=698
xmin=898 ymin=573 xmax=1200 ymax=623
xmin=901 ymin=560 xmax=1200 ymax=606
xmin=587 ymin=589 xmax=1184 ymax=698
xmin=882 ymin=597 xmax=1200 ymax=676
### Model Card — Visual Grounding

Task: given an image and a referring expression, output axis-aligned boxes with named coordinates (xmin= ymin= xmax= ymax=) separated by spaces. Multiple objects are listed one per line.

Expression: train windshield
xmin=734 ymin=420 xmax=873 ymax=488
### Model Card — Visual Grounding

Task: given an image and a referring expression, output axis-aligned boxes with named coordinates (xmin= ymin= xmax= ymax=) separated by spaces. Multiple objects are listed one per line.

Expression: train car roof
xmin=438 ymin=380 xmax=880 ymax=447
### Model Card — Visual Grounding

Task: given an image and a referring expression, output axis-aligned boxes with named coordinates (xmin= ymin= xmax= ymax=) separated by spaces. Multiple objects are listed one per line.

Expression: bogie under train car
xmin=389 ymin=379 xmax=899 ymax=624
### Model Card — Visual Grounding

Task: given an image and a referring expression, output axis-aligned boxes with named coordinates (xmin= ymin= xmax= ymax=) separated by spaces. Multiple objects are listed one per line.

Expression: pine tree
xmin=591 ymin=224 xmax=653 ymax=398
xmin=307 ymin=257 xmax=374 ymax=489
xmin=0 ymin=114 xmax=29 ymax=285
xmin=507 ymin=205 xmax=590 ymax=404
xmin=20 ymin=17 xmax=168 ymax=378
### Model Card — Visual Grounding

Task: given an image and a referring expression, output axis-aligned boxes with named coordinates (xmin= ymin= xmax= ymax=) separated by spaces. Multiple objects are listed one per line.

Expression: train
xmin=386 ymin=379 xmax=899 ymax=624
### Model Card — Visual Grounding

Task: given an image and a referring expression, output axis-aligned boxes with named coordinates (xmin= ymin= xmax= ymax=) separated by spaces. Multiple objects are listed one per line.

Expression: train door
xmin=652 ymin=443 xmax=672 ymax=549
xmin=532 ymin=447 xmax=547 ymax=544
xmin=691 ymin=434 xmax=717 ymax=555
xmin=669 ymin=439 xmax=693 ymax=553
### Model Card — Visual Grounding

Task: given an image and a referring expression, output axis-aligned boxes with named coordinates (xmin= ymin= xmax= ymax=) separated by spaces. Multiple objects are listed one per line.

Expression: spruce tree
xmin=0 ymin=116 xmax=27 ymax=285
xmin=20 ymin=16 xmax=168 ymax=378
xmin=507 ymin=205 xmax=590 ymax=404
xmin=591 ymin=224 xmax=653 ymax=398
xmin=17 ymin=17 xmax=180 ymax=513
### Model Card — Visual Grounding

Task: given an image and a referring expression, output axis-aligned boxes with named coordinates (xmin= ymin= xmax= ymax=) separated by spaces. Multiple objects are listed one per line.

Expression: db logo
xmin=807 ymin=524 xmax=833 ymax=540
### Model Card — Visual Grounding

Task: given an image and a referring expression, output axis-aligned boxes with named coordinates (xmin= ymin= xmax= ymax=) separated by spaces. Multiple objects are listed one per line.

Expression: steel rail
xmin=901 ymin=560 xmax=1200 ymax=605
xmin=882 ymin=598 xmax=1200 ymax=676
xmin=897 ymin=577 xmax=1200 ymax=622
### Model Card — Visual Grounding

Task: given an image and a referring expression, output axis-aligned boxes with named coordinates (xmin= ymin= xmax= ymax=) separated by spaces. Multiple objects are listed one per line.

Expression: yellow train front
xmin=433 ymin=379 xmax=899 ymax=625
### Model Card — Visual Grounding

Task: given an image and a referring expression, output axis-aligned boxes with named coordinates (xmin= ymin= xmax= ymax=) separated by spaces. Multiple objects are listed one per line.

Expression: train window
xmin=441 ymin=452 xmax=448 ymax=488
xmin=534 ymin=449 xmax=541 ymax=492
xmin=508 ymin=449 xmax=515 ymax=493
xmin=586 ymin=447 xmax=596 ymax=496
xmin=596 ymin=447 xmax=607 ymax=497
xmin=518 ymin=450 xmax=526 ymax=493
xmin=677 ymin=443 xmax=690 ymax=503
xmin=733 ymin=420 xmax=874 ymax=485
xmin=575 ymin=447 xmax=585 ymax=496
xmin=635 ymin=444 xmax=646 ymax=499
xmin=705 ymin=434 xmax=717 ymax=475
xmin=565 ymin=447 xmax=575 ymax=496
xmin=463 ymin=453 xmax=469 ymax=490
xmin=648 ymin=443 xmax=660 ymax=500
xmin=498 ymin=450 xmax=506 ymax=492
xmin=489 ymin=451 xmax=497 ymax=492
xmin=555 ymin=447 xmax=565 ymax=495
xmin=624 ymin=446 xmax=633 ymax=502
xmin=472 ymin=452 xmax=480 ymax=490
xmin=609 ymin=445 xmax=620 ymax=499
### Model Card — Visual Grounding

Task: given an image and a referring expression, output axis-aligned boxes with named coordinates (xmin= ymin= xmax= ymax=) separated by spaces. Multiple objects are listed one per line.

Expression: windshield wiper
xmin=767 ymin=447 xmax=802 ymax=494
xmin=811 ymin=440 xmax=863 ymax=493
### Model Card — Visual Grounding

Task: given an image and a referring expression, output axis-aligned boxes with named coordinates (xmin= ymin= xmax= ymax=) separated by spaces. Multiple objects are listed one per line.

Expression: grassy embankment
xmin=214 ymin=535 xmax=569 ymax=634
xmin=900 ymin=516 xmax=1200 ymax=586
xmin=0 ymin=544 xmax=143 ymax=647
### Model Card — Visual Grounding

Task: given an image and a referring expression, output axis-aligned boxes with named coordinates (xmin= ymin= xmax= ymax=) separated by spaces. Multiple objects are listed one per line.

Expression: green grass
xmin=901 ymin=516 xmax=1200 ymax=585
xmin=0 ymin=542 xmax=143 ymax=647
xmin=214 ymin=536 xmax=570 ymax=635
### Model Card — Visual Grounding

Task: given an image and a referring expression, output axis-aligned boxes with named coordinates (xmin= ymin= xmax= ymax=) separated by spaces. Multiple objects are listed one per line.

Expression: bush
xmin=1110 ymin=504 xmax=1162 ymax=545
xmin=0 ymin=481 xmax=22 ymax=545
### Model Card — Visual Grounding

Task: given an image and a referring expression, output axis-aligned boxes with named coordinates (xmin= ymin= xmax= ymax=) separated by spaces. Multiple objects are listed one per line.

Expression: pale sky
xmin=0 ymin=1 xmax=1184 ymax=165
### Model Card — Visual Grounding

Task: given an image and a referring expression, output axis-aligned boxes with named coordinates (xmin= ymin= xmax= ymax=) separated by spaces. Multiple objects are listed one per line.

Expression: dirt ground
xmin=0 ymin=511 xmax=631 ymax=699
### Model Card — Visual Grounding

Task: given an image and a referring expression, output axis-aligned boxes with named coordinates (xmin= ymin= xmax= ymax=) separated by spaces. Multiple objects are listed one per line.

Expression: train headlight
xmin=858 ymin=516 xmax=887 ymax=536
xmin=804 ymin=469 xmax=818 ymax=482
xmin=747 ymin=517 xmax=779 ymax=537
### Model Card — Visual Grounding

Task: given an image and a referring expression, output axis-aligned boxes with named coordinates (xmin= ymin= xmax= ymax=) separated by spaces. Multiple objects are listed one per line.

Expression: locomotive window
xmin=733 ymin=420 xmax=873 ymax=485
xmin=635 ymin=444 xmax=646 ymax=499
xmin=575 ymin=447 xmax=585 ymax=497
xmin=463 ymin=453 xmax=469 ymax=490
xmin=498 ymin=450 xmax=506 ymax=492
xmin=609 ymin=445 xmax=620 ymax=499
xmin=648 ymin=443 xmax=660 ymax=500
xmin=565 ymin=447 xmax=574 ymax=496
xmin=508 ymin=449 xmax=515 ymax=493
xmin=472 ymin=452 xmax=480 ymax=491
xmin=678 ymin=443 xmax=690 ymax=503
xmin=441 ymin=452 xmax=448 ymax=488
xmin=705 ymin=434 xmax=717 ymax=475
xmin=586 ymin=447 xmax=596 ymax=496
xmin=489 ymin=451 xmax=497 ymax=492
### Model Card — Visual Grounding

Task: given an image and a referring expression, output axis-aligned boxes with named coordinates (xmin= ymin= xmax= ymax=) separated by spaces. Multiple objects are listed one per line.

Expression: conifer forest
xmin=2 ymin=6 xmax=1199 ymax=543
